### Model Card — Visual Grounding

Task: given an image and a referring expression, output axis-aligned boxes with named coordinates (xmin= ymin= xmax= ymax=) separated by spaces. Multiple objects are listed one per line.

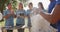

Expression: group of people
xmin=1 ymin=0 xmax=60 ymax=32
xmin=3 ymin=1 xmax=47 ymax=32
xmin=3 ymin=2 xmax=32 ymax=32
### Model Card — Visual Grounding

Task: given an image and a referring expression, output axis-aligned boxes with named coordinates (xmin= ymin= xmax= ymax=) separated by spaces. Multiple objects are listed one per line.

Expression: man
xmin=40 ymin=0 xmax=60 ymax=32
xmin=48 ymin=0 xmax=56 ymax=13
xmin=3 ymin=3 xmax=14 ymax=32
xmin=48 ymin=0 xmax=57 ymax=29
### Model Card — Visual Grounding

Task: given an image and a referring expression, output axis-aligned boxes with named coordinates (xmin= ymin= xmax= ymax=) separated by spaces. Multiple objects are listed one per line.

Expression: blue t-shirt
xmin=48 ymin=0 xmax=56 ymax=13
xmin=16 ymin=10 xmax=26 ymax=25
xmin=26 ymin=9 xmax=32 ymax=27
xmin=3 ymin=9 xmax=14 ymax=28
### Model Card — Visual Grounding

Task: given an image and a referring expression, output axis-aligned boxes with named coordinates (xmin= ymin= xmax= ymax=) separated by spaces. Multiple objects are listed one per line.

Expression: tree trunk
xmin=0 ymin=0 xmax=7 ymax=14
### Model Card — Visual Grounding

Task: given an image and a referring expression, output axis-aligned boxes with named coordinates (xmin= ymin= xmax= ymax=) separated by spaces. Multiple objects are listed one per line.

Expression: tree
xmin=0 ymin=0 xmax=17 ymax=21
xmin=19 ymin=0 xmax=29 ymax=7
xmin=0 ymin=0 xmax=8 ymax=14
xmin=0 ymin=0 xmax=29 ymax=14
xmin=0 ymin=0 xmax=17 ymax=14
xmin=0 ymin=0 xmax=29 ymax=21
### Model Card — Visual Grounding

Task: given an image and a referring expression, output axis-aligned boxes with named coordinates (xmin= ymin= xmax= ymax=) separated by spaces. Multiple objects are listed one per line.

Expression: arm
xmin=40 ymin=4 xmax=60 ymax=24
xmin=3 ymin=11 xmax=15 ymax=19
xmin=3 ymin=14 xmax=11 ymax=19
xmin=11 ymin=11 xmax=16 ymax=18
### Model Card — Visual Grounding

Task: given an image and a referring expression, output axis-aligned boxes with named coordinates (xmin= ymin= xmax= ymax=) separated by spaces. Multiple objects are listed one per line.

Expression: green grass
xmin=0 ymin=21 xmax=5 ymax=27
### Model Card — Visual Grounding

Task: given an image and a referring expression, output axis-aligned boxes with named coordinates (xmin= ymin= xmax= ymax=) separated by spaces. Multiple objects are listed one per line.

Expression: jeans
xmin=7 ymin=30 xmax=13 ymax=32
xmin=16 ymin=24 xmax=24 ymax=32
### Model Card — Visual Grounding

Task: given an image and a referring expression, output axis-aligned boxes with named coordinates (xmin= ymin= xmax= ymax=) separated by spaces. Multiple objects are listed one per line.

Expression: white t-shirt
xmin=0 ymin=13 xmax=3 ymax=21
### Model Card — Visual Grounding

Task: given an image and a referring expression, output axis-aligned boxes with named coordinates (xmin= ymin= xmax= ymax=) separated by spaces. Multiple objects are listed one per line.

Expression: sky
xmin=29 ymin=0 xmax=50 ymax=9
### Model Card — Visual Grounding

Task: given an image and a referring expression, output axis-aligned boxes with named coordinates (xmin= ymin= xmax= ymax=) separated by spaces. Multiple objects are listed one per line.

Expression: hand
xmin=10 ymin=9 xmax=14 ymax=15
xmin=21 ymin=25 xmax=27 ymax=28
xmin=11 ymin=11 xmax=14 ymax=15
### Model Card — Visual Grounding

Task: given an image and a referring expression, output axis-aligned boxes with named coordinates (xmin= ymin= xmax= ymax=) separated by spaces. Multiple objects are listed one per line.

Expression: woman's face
xmin=38 ymin=4 xmax=42 ymax=9
xmin=8 ymin=4 xmax=12 ymax=9
xmin=28 ymin=5 xmax=33 ymax=9
xmin=19 ymin=3 xmax=23 ymax=9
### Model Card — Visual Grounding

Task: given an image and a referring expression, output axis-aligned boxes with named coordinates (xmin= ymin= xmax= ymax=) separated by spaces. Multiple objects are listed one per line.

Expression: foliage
xmin=0 ymin=0 xmax=28 ymax=13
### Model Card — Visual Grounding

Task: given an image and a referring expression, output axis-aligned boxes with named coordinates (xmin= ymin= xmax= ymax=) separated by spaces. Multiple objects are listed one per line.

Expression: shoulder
xmin=56 ymin=0 xmax=60 ymax=4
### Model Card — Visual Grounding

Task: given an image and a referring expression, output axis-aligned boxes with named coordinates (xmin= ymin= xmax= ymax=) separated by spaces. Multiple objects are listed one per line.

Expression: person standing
xmin=16 ymin=3 xmax=26 ymax=32
xmin=26 ymin=2 xmax=33 ymax=32
xmin=3 ymin=3 xmax=14 ymax=32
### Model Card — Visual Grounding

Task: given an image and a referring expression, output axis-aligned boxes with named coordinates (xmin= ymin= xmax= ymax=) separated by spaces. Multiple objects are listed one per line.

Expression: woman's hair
xmin=38 ymin=2 xmax=44 ymax=9
xmin=19 ymin=3 xmax=23 ymax=9
xmin=7 ymin=3 xmax=11 ymax=6
xmin=29 ymin=2 xmax=33 ymax=6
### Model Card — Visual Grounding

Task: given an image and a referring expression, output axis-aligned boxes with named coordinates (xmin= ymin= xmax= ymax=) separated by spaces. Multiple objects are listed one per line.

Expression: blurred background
xmin=0 ymin=0 xmax=50 ymax=32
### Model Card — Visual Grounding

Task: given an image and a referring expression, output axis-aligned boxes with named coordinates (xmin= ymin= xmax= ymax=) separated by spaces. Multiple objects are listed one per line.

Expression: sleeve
xmin=3 ymin=10 xmax=7 ymax=16
xmin=56 ymin=0 xmax=60 ymax=4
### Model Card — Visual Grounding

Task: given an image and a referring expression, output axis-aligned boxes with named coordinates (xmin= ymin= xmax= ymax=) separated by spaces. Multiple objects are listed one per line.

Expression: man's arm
xmin=40 ymin=4 xmax=60 ymax=24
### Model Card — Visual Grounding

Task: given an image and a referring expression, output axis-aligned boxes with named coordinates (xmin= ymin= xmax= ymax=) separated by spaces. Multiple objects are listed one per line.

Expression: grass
xmin=0 ymin=21 xmax=5 ymax=27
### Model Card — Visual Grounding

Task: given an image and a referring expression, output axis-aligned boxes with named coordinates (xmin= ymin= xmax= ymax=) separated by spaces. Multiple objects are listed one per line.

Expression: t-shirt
xmin=16 ymin=10 xmax=26 ymax=25
xmin=48 ymin=0 xmax=56 ymax=13
xmin=26 ymin=9 xmax=32 ymax=27
xmin=3 ymin=9 xmax=14 ymax=29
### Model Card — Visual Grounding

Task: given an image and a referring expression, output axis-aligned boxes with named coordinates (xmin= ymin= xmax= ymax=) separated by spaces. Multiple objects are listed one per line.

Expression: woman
xmin=31 ymin=7 xmax=51 ymax=32
xmin=3 ymin=3 xmax=14 ymax=32
xmin=31 ymin=2 xmax=56 ymax=32
xmin=26 ymin=2 xmax=33 ymax=32
xmin=38 ymin=2 xmax=46 ymax=12
xmin=16 ymin=3 xmax=26 ymax=32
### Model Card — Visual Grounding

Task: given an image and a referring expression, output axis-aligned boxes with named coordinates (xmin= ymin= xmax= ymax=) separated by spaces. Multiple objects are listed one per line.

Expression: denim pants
xmin=16 ymin=24 xmax=24 ymax=32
